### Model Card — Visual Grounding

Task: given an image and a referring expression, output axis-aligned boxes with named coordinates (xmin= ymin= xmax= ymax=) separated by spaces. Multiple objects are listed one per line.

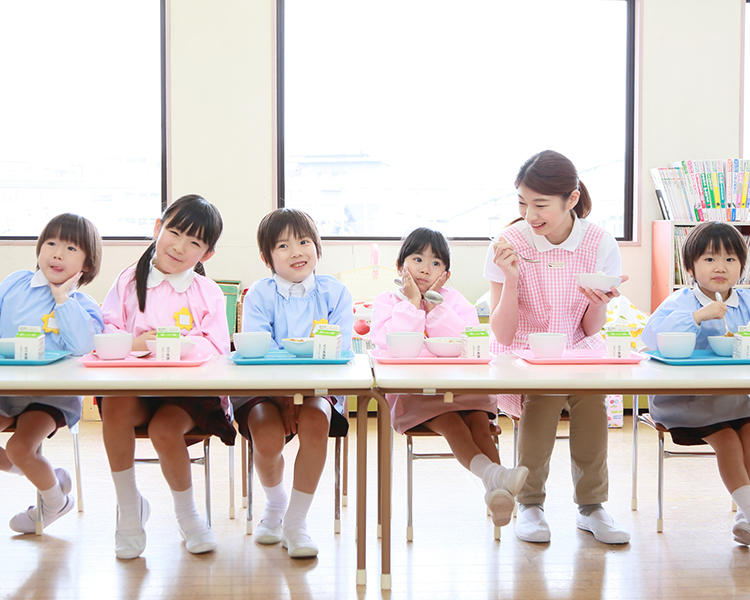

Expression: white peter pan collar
xmin=530 ymin=213 xmax=583 ymax=254
xmin=693 ymin=286 xmax=740 ymax=308
xmin=31 ymin=269 xmax=77 ymax=297
xmin=147 ymin=265 xmax=195 ymax=293
xmin=274 ymin=272 xmax=315 ymax=299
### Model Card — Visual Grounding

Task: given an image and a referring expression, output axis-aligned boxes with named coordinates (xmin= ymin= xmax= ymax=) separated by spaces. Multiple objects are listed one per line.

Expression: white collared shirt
xmin=146 ymin=265 xmax=195 ymax=293
xmin=30 ymin=269 xmax=77 ymax=303
xmin=274 ymin=272 xmax=316 ymax=299
xmin=692 ymin=286 xmax=740 ymax=308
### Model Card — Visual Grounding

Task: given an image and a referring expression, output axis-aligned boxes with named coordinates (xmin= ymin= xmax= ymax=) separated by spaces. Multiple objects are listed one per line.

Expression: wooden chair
xmin=242 ymin=401 xmax=349 ymax=536
xmin=404 ymin=422 xmax=503 ymax=541
xmin=632 ymin=411 xmax=733 ymax=532
xmin=134 ymin=426 xmax=235 ymax=526
xmin=2 ymin=422 xmax=83 ymax=535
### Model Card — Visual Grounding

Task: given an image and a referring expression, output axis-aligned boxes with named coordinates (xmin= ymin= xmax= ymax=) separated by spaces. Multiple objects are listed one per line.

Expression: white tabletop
xmin=371 ymin=354 xmax=750 ymax=395
xmin=0 ymin=354 xmax=374 ymax=396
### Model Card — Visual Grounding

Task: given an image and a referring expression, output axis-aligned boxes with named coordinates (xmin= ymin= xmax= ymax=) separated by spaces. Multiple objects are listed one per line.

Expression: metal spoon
xmin=490 ymin=237 xmax=541 ymax=263
xmin=393 ymin=278 xmax=444 ymax=305
xmin=715 ymin=292 xmax=731 ymax=333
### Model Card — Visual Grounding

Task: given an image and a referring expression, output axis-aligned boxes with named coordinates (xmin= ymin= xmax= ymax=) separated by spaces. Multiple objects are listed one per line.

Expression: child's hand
xmin=280 ymin=396 xmax=300 ymax=436
xmin=401 ymin=270 xmax=423 ymax=308
xmin=492 ymin=237 xmax=519 ymax=280
xmin=133 ymin=330 xmax=157 ymax=351
xmin=694 ymin=299 xmax=727 ymax=326
xmin=578 ymin=274 xmax=630 ymax=306
xmin=424 ymin=271 xmax=450 ymax=313
xmin=49 ymin=271 xmax=82 ymax=304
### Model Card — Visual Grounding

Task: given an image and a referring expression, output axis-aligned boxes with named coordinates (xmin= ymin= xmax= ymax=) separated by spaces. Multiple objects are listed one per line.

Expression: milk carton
xmin=461 ymin=326 xmax=490 ymax=359
xmin=156 ymin=326 xmax=181 ymax=362
xmin=15 ymin=326 xmax=45 ymax=360
xmin=605 ymin=327 xmax=631 ymax=359
xmin=733 ymin=326 xmax=750 ymax=359
xmin=313 ymin=324 xmax=342 ymax=360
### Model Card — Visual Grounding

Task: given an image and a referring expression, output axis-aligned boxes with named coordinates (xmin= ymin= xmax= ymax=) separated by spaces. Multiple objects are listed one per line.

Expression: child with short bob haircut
xmin=231 ymin=207 xmax=352 ymax=559
xmin=370 ymin=227 xmax=528 ymax=527
xmin=100 ymin=194 xmax=234 ymax=559
xmin=0 ymin=213 xmax=103 ymax=533
xmin=643 ymin=220 xmax=750 ymax=545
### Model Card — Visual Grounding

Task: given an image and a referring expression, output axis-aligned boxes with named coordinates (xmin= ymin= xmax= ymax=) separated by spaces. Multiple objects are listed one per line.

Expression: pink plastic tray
xmin=370 ymin=348 xmax=494 ymax=365
xmin=513 ymin=349 xmax=646 ymax=365
xmin=79 ymin=351 xmax=213 ymax=368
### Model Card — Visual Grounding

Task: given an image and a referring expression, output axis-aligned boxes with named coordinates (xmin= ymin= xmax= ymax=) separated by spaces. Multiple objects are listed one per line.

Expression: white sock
xmin=469 ymin=454 xmax=506 ymax=492
xmin=112 ymin=467 xmax=141 ymax=524
xmin=171 ymin=486 xmax=206 ymax=533
xmin=261 ymin=481 xmax=288 ymax=525
xmin=283 ymin=488 xmax=314 ymax=533
xmin=732 ymin=485 xmax=750 ymax=518
xmin=39 ymin=481 xmax=66 ymax=514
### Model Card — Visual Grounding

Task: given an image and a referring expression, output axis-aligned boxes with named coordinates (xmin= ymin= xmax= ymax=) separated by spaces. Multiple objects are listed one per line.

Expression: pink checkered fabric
xmin=491 ymin=221 xmax=606 ymax=416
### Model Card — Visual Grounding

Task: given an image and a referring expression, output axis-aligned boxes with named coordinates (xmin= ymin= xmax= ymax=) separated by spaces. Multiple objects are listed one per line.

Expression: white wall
xmin=0 ymin=0 xmax=744 ymax=312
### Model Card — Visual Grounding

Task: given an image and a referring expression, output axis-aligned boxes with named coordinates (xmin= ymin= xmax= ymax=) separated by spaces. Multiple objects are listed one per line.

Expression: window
xmin=279 ymin=0 xmax=634 ymax=240
xmin=0 ymin=0 xmax=165 ymax=239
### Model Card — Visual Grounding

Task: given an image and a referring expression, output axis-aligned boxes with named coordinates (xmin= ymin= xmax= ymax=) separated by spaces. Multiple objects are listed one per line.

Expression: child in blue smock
xmin=231 ymin=208 xmax=352 ymax=558
xmin=643 ymin=221 xmax=750 ymax=545
xmin=0 ymin=214 xmax=103 ymax=533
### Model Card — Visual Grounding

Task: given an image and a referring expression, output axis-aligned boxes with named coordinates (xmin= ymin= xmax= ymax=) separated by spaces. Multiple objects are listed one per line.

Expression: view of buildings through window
xmin=282 ymin=1 xmax=630 ymax=240
xmin=0 ymin=1 xmax=163 ymax=238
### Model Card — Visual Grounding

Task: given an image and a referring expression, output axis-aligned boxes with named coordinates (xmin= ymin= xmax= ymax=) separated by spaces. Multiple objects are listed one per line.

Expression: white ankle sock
xmin=469 ymin=454 xmax=505 ymax=492
xmin=39 ymin=481 xmax=66 ymax=514
xmin=261 ymin=481 xmax=288 ymax=525
xmin=171 ymin=486 xmax=205 ymax=532
xmin=732 ymin=485 xmax=750 ymax=518
xmin=283 ymin=488 xmax=314 ymax=532
xmin=112 ymin=467 xmax=141 ymax=523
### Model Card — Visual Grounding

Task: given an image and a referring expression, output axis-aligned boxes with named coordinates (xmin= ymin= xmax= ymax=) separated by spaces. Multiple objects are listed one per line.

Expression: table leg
xmin=632 ymin=393 xmax=639 ymax=511
xmin=356 ymin=395 xmax=368 ymax=586
xmin=371 ymin=390 xmax=392 ymax=590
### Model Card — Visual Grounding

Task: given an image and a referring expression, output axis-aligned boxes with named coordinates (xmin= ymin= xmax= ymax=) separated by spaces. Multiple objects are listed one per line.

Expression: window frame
xmin=276 ymin=0 xmax=636 ymax=242
xmin=0 ymin=0 xmax=167 ymax=242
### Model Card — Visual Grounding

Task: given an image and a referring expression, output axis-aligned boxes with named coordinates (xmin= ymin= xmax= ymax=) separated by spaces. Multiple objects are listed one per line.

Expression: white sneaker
xmin=733 ymin=513 xmax=750 ymax=545
xmin=484 ymin=488 xmax=515 ymax=527
xmin=576 ymin=509 xmax=630 ymax=544
xmin=9 ymin=494 xmax=75 ymax=534
xmin=255 ymin=519 xmax=283 ymax=545
xmin=281 ymin=526 xmax=319 ymax=558
xmin=498 ymin=466 xmax=529 ymax=497
xmin=178 ymin=521 xmax=217 ymax=554
xmin=515 ymin=505 xmax=551 ymax=543
xmin=115 ymin=495 xmax=150 ymax=560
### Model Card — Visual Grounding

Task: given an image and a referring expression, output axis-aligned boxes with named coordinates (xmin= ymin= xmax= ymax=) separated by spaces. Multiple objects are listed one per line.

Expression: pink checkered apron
xmin=491 ymin=222 xmax=606 ymax=416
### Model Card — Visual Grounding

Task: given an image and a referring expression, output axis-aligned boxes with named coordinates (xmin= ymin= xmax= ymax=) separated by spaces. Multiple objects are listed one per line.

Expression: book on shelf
xmin=650 ymin=158 xmax=750 ymax=222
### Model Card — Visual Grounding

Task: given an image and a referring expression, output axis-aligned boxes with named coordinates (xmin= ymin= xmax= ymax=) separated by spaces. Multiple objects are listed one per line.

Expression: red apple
xmin=354 ymin=319 xmax=370 ymax=335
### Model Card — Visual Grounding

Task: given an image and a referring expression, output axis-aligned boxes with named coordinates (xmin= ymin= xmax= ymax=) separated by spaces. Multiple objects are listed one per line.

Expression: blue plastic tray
xmin=0 ymin=350 xmax=72 ymax=366
xmin=230 ymin=349 xmax=355 ymax=365
xmin=643 ymin=349 xmax=750 ymax=365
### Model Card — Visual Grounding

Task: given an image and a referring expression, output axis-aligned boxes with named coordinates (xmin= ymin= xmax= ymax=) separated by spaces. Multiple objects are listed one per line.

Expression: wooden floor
xmin=1 ymin=414 xmax=748 ymax=599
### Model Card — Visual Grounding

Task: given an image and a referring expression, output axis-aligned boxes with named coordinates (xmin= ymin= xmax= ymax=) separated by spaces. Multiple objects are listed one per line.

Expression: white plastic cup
xmin=93 ymin=333 xmax=133 ymax=360
xmin=233 ymin=331 xmax=273 ymax=358
xmin=386 ymin=332 xmax=424 ymax=358
xmin=528 ymin=332 xmax=567 ymax=358
xmin=656 ymin=332 xmax=696 ymax=359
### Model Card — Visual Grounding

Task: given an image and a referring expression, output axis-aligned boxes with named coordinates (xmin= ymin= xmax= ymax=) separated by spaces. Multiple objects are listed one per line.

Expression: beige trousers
xmin=516 ymin=394 xmax=609 ymax=506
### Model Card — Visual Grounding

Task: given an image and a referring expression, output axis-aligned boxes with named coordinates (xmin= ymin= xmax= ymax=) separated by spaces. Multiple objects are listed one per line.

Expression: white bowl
xmin=146 ymin=337 xmax=198 ymax=359
xmin=94 ymin=333 xmax=133 ymax=360
xmin=386 ymin=332 xmax=424 ymax=358
xmin=708 ymin=335 xmax=735 ymax=357
xmin=575 ymin=272 xmax=623 ymax=292
xmin=528 ymin=332 xmax=567 ymax=358
xmin=282 ymin=337 xmax=315 ymax=357
xmin=0 ymin=338 xmax=16 ymax=358
xmin=656 ymin=332 xmax=696 ymax=359
xmin=234 ymin=331 xmax=273 ymax=358
xmin=424 ymin=337 xmax=463 ymax=357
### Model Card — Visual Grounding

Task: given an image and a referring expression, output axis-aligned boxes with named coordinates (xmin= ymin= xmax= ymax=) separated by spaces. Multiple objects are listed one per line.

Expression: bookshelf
xmin=651 ymin=220 xmax=750 ymax=312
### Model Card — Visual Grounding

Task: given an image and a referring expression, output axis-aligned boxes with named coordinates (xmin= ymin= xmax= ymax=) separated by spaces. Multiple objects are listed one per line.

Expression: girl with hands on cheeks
xmin=371 ymin=228 xmax=528 ymax=529
xmin=0 ymin=214 xmax=103 ymax=534
xmin=484 ymin=150 xmax=630 ymax=546
xmin=642 ymin=221 xmax=750 ymax=546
